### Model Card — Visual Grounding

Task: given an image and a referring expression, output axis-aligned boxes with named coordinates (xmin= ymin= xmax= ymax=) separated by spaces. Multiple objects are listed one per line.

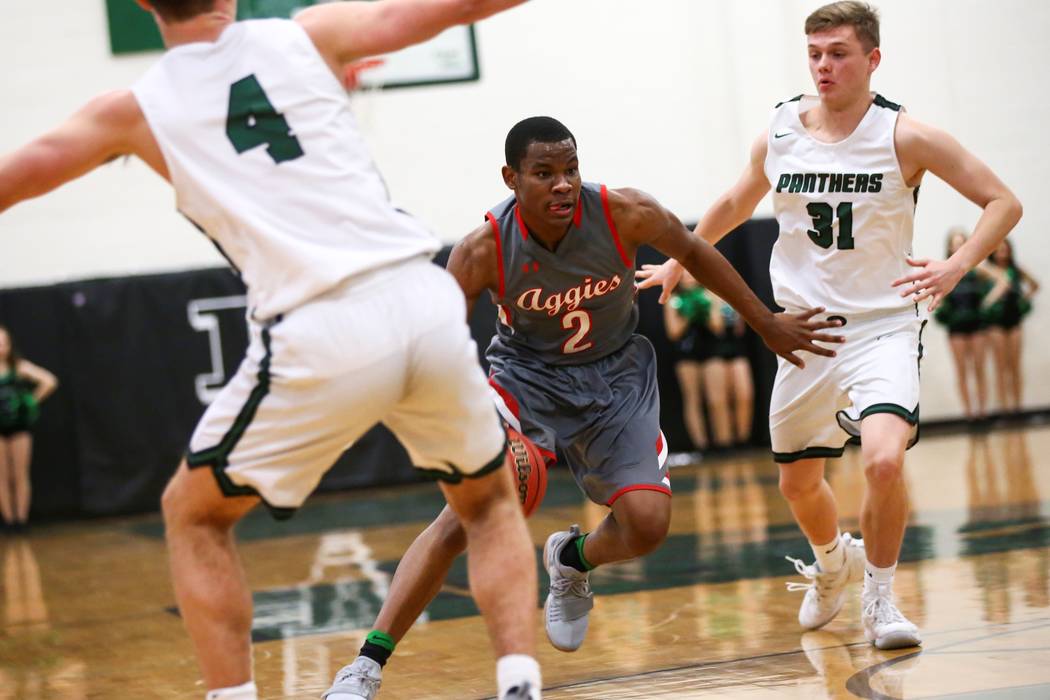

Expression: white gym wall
xmin=1 ymin=0 xmax=1046 ymax=419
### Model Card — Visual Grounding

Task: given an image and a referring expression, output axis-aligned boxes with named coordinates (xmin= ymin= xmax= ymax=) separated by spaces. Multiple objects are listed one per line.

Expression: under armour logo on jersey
xmin=522 ymin=261 xmax=540 ymax=274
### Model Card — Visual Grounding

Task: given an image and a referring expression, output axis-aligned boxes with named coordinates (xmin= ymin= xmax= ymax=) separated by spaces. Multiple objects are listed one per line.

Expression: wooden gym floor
xmin=1 ymin=424 xmax=1048 ymax=699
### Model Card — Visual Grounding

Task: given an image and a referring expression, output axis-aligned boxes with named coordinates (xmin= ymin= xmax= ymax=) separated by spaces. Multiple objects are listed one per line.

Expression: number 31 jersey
xmin=764 ymin=94 xmax=917 ymax=315
xmin=132 ymin=19 xmax=438 ymax=320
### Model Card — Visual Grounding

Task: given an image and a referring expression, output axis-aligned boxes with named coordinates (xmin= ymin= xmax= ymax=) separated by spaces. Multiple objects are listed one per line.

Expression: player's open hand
xmin=891 ymin=257 xmax=965 ymax=312
xmin=635 ymin=259 xmax=684 ymax=304
xmin=758 ymin=307 xmax=845 ymax=369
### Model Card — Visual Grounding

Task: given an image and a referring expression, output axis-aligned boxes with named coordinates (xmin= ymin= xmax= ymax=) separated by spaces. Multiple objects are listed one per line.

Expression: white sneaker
xmin=543 ymin=525 xmax=593 ymax=652
xmin=502 ymin=681 xmax=540 ymax=700
xmin=785 ymin=533 xmax=865 ymax=630
xmin=322 ymin=657 xmax=382 ymax=700
xmin=862 ymin=582 xmax=922 ymax=649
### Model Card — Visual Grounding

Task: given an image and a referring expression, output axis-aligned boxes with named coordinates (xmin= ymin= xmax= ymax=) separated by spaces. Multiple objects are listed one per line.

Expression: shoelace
xmin=547 ymin=575 xmax=591 ymax=621
xmin=863 ymin=592 xmax=907 ymax=625
xmin=784 ymin=556 xmax=838 ymax=595
xmin=331 ymin=662 xmax=380 ymax=695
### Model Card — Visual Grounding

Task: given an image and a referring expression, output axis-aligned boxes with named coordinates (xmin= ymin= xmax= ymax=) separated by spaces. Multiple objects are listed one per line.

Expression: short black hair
xmin=148 ymin=0 xmax=217 ymax=22
xmin=505 ymin=117 xmax=576 ymax=171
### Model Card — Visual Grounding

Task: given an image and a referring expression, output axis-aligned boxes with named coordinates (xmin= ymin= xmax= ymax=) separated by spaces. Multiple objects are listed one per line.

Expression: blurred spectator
xmin=982 ymin=240 xmax=1039 ymax=414
xmin=664 ymin=277 xmax=754 ymax=451
xmin=931 ymin=228 xmax=995 ymax=421
xmin=702 ymin=293 xmax=754 ymax=449
xmin=664 ymin=274 xmax=711 ymax=452
xmin=0 ymin=325 xmax=58 ymax=532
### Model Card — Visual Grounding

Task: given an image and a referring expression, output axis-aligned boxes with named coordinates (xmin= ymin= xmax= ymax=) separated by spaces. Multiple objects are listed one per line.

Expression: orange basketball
xmin=506 ymin=427 xmax=548 ymax=517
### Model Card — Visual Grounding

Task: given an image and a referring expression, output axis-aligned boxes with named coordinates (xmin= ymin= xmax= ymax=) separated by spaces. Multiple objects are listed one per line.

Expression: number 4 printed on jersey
xmin=226 ymin=74 xmax=304 ymax=164
xmin=806 ymin=202 xmax=855 ymax=250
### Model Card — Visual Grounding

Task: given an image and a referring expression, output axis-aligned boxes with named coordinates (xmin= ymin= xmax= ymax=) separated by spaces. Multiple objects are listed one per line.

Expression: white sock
xmin=864 ymin=561 xmax=896 ymax=594
xmin=497 ymin=654 xmax=541 ymax=699
xmin=811 ymin=530 xmax=845 ymax=573
xmin=206 ymin=681 xmax=257 ymax=700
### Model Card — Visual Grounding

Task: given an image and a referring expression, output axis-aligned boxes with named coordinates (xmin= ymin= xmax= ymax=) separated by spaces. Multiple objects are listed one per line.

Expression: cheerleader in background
xmin=665 ymin=274 xmax=712 ymax=453
xmin=702 ymin=293 xmax=754 ymax=450
xmin=0 ymin=326 xmax=57 ymax=532
xmin=932 ymin=228 xmax=995 ymax=421
xmin=982 ymin=239 xmax=1039 ymax=415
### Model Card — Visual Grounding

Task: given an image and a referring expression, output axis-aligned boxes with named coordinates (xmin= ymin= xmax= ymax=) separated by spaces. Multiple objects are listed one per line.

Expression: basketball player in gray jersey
xmin=324 ymin=117 xmax=844 ymax=699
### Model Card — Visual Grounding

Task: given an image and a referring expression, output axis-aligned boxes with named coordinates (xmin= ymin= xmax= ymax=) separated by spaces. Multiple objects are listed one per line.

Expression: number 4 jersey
xmin=765 ymin=93 xmax=917 ymax=315
xmin=484 ymin=182 xmax=639 ymax=366
xmin=131 ymin=19 xmax=439 ymax=321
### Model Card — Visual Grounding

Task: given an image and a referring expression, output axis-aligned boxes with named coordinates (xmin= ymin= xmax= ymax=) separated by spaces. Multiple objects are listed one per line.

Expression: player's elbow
xmin=451 ymin=0 xmax=502 ymax=24
xmin=1005 ymin=193 xmax=1023 ymax=227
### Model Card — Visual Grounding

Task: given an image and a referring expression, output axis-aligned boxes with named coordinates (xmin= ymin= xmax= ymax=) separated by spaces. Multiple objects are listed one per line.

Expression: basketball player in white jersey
xmin=640 ymin=1 xmax=1021 ymax=649
xmin=0 ymin=2 xmax=543 ymax=699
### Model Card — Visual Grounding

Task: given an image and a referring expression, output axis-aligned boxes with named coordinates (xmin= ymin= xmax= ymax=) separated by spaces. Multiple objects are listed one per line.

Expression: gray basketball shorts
xmin=487 ymin=334 xmax=669 ymax=506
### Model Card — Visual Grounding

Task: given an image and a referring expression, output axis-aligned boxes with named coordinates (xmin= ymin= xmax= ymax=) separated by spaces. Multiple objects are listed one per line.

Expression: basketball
xmin=506 ymin=427 xmax=547 ymax=517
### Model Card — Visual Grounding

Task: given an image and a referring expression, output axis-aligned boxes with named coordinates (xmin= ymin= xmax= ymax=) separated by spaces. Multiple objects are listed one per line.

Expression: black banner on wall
xmin=0 ymin=222 xmax=778 ymax=520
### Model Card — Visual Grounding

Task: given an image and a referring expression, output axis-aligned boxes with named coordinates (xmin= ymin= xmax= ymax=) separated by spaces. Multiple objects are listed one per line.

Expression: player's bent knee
xmin=864 ymin=453 xmax=904 ymax=487
xmin=161 ymin=461 xmax=253 ymax=532
xmin=614 ymin=491 xmax=671 ymax=556
xmin=623 ymin=517 xmax=669 ymax=556
xmin=441 ymin=465 xmax=519 ymax=526
xmin=778 ymin=472 xmax=822 ymax=502
xmin=429 ymin=506 xmax=468 ymax=555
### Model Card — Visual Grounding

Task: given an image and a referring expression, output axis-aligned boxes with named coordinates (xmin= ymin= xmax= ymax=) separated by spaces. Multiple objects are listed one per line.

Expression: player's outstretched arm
xmin=446 ymin=223 xmax=500 ymax=319
xmin=298 ymin=0 xmax=528 ymax=70
xmin=611 ymin=187 xmax=843 ymax=368
xmin=637 ymin=132 xmax=770 ymax=303
xmin=891 ymin=114 xmax=1023 ymax=311
xmin=0 ymin=91 xmax=154 ymax=215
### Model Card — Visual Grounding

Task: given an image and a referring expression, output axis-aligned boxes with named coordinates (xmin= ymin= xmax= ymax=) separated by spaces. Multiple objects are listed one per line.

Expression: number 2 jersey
xmin=765 ymin=93 xmax=917 ymax=315
xmin=484 ymin=182 xmax=638 ymax=366
xmin=131 ymin=19 xmax=439 ymax=320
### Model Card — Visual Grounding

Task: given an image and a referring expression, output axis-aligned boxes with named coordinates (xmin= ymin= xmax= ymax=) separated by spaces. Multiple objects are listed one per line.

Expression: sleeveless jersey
xmin=485 ymin=182 xmax=638 ymax=366
xmin=764 ymin=94 xmax=917 ymax=315
xmin=132 ymin=19 xmax=439 ymax=320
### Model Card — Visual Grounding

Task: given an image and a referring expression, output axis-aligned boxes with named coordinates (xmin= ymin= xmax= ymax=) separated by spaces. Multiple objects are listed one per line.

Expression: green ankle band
xmin=576 ymin=533 xmax=594 ymax=571
xmin=366 ymin=630 xmax=396 ymax=652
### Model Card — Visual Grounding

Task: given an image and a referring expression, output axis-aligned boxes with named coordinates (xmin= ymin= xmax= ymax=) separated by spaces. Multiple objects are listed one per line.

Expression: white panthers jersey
xmin=764 ymin=94 xmax=917 ymax=315
xmin=132 ymin=19 xmax=439 ymax=320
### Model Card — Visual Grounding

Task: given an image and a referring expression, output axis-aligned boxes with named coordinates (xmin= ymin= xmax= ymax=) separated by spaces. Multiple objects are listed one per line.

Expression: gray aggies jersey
xmin=485 ymin=182 xmax=638 ymax=366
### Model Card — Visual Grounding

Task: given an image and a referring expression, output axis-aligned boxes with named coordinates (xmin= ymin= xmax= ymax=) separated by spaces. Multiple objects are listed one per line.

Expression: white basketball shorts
xmin=186 ymin=257 xmax=506 ymax=517
xmin=770 ymin=307 xmax=925 ymax=463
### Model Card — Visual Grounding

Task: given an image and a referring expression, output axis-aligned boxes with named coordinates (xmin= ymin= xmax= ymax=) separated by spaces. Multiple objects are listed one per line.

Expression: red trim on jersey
xmin=656 ymin=432 xmax=664 ymax=455
xmin=513 ymin=205 xmax=530 ymax=242
xmin=535 ymin=445 xmax=557 ymax=466
xmin=488 ymin=377 xmax=557 ymax=466
xmin=606 ymin=484 xmax=672 ymax=506
xmin=488 ymin=377 xmax=520 ymax=419
xmin=599 ymin=184 xmax=633 ymax=269
xmin=572 ymin=193 xmax=583 ymax=228
xmin=485 ymin=212 xmax=505 ymax=299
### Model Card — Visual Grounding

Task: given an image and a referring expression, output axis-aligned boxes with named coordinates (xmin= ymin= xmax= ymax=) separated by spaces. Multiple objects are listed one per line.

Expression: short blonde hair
xmin=805 ymin=2 xmax=880 ymax=52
